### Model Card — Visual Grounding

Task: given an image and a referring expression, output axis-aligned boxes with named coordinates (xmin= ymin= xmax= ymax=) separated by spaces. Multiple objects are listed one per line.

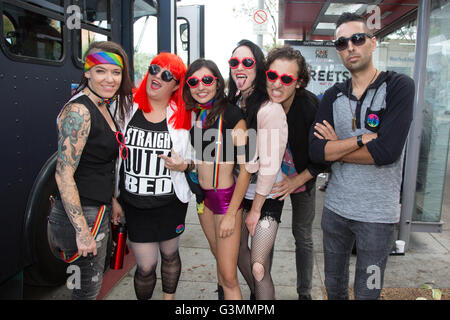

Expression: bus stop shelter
xmin=278 ymin=0 xmax=449 ymax=250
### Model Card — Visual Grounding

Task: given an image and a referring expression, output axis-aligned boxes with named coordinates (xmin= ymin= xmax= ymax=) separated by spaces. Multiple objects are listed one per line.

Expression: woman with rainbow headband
xmin=111 ymin=52 xmax=194 ymax=300
xmin=183 ymin=58 xmax=251 ymax=300
xmin=48 ymin=41 xmax=133 ymax=300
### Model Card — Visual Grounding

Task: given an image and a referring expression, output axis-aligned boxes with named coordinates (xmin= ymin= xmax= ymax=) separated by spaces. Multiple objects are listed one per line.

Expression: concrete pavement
xmin=103 ymin=175 xmax=450 ymax=300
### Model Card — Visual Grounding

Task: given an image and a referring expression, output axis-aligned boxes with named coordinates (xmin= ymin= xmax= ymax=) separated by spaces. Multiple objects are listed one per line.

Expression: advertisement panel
xmin=286 ymin=40 xmax=350 ymax=99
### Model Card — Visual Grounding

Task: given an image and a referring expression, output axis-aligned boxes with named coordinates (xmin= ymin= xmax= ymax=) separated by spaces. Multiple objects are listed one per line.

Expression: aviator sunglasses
xmin=148 ymin=64 xmax=178 ymax=83
xmin=228 ymin=57 xmax=256 ymax=69
xmin=186 ymin=75 xmax=217 ymax=88
xmin=334 ymin=33 xmax=373 ymax=51
xmin=266 ymin=70 xmax=298 ymax=86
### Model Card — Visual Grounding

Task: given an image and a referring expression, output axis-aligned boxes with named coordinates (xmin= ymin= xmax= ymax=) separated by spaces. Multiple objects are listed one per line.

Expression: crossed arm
xmin=313 ymin=120 xmax=377 ymax=164
xmin=55 ymin=103 xmax=98 ymax=257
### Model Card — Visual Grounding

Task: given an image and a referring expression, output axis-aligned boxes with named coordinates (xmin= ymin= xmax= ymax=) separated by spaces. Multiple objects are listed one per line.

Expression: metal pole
xmin=257 ymin=0 xmax=264 ymax=48
xmin=159 ymin=0 xmax=176 ymax=53
xmin=398 ymin=0 xmax=431 ymax=250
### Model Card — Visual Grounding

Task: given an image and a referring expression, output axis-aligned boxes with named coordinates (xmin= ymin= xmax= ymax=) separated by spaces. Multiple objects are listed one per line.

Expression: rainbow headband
xmin=84 ymin=51 xmax=123 ymax=72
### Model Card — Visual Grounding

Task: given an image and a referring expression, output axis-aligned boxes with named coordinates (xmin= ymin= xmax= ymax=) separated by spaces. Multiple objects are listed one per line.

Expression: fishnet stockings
xmin=238 ymin=211 xmax=279 ymax=300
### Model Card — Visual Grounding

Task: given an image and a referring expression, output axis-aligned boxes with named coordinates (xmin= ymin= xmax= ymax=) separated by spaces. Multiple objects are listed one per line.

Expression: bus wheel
xmin=24 ymin=175 xmax=68 ymax=287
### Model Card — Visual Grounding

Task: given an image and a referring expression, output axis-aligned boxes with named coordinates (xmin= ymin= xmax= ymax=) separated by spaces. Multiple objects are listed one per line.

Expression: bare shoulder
xmin=58 ymin=102 xmax=90 ymax=122
xmin=58 ymin=102 xmax=91 ymax=133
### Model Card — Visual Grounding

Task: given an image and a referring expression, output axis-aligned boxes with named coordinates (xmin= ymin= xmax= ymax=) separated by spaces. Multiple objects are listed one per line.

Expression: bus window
xmin=176 ymin=18 xmax=189 ymax=65
xmin=133 ymin=0 xmax=158 ymax=86
xmin=73 ymin=0 xmax=111 ymax=30
xmin=72 ymin=0 xmax=111 ymax=67
xmin=3 ymin=14 xmax=15 ymax=45
xmin=80 ymin=29 xmax=108 ymax=57
xmin=1 ymin=2 xmax=63 ymax=61
xmin=27 ymin=0 xmax=64 ymax=14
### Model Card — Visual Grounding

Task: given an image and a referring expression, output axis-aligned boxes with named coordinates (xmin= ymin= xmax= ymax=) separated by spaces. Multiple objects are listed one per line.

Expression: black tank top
xmin=71 ymin=94 xmax=119 ymax=205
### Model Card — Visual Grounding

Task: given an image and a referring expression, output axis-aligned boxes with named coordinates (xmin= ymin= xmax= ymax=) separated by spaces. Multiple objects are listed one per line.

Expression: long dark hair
xmin=227 ymin=39 xmax=268 ymax=130
xmin=74 ymin=41 xmax=134 ymax=126
xmin=183 ymin=58 xmax=228 ymax=129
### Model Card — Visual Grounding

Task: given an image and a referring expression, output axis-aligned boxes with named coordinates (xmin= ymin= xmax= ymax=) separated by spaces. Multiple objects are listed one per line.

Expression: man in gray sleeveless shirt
xmin=309 ymin=13 xmax=415 ymax=299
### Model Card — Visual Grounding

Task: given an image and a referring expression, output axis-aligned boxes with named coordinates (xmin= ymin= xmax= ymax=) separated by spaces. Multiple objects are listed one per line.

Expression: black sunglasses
xmin=148 ymin=64 xmax=178 ymax=83
xmin=334 ymin=33 xmax=373 ymax=51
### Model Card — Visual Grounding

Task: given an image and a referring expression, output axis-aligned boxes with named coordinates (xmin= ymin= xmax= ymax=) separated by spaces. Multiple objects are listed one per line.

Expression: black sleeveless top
xmin=71 ymin=94 xmax=119 ymax=205
xmin=190 ymin=103 xmax=244 ymax=163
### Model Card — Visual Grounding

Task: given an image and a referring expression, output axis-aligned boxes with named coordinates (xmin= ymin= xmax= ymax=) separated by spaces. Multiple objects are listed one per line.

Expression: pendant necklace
xmin=348 ymin=69 xmax=378 ymax=131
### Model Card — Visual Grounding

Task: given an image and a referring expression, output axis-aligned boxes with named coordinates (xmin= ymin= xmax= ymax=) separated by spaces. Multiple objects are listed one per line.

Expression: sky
xmin=177 ymin=0 xmax=276 ymax=77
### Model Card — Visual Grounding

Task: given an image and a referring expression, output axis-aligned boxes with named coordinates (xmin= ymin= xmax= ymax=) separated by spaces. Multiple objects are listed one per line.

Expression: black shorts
xmin=121 ymin=198 xmax=188 ymax=243
xmin=242 ymin=198 xmax=284 ymax=223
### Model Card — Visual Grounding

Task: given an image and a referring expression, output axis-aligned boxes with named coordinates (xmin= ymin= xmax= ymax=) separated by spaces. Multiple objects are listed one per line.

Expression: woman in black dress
xmin=111 ymin=52 xmax=194 ymax=300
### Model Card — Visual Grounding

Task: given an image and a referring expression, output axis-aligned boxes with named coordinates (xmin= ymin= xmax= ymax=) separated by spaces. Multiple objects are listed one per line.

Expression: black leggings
xmin=130 ymin=237 xmax=182 ymax=300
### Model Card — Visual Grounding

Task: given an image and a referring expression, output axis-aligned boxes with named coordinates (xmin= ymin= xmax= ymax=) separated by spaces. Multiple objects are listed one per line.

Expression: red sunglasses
xmin=228 ymin=57 xmax=256 ymax=69
xmin=115 ymin=131 xmax=129 ymax=160
xmin=266 ymin=70 xmax=299 ymax=86
xmin=186 ymin=75 xmax=217 ymax=88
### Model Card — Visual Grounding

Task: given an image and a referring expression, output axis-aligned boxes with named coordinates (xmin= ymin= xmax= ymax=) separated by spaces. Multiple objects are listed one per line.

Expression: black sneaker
xmin=298 ymin=294 xmax=312 ymax=300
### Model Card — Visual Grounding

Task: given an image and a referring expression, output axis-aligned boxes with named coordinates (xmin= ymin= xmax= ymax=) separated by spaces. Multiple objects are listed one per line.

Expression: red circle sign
xmin=253 ymin=10 xmax=267 ymax=24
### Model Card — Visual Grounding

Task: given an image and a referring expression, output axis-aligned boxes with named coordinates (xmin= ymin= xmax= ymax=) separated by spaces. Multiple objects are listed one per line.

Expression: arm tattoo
xmin=55 ymin=103 xmax=91 ymax=234
xmin=57 ymin=103 xmax=90 ymax=170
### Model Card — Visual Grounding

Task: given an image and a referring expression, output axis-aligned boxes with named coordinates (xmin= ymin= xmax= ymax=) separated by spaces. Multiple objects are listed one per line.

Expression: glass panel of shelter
xmin=413 ymin=0 xmax=450 ymax=223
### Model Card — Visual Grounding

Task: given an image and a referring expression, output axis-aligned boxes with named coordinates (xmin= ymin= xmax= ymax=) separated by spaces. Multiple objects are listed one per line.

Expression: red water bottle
xmin=110 ymin=223 xmax=127 ymax=270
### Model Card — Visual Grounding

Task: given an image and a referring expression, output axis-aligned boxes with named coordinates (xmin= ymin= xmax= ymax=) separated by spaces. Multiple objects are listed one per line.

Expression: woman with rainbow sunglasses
xmin=49 ymin=41 xmax=133 ymax=299
xmin=183 ymin=58 xmax=251 ymax=300
xmin=111 ymin=52 xmax=194 ymax=300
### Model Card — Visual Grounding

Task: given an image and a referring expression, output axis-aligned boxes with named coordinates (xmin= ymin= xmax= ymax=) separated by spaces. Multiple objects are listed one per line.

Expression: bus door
xmin=177 ymin=4 xmax=205 ymax=66
xmin=133 ymin=1 xmax=204 ymax=85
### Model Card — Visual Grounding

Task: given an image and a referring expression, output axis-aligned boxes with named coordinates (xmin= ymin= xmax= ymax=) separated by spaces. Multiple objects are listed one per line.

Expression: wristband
xmin=184 ymin=162 xmax=194 ymax=172
xmin=356 ymin=135 xmax=364 ymax=147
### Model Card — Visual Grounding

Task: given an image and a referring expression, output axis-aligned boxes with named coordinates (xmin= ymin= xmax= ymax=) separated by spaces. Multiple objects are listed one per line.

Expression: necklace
xmin=348 ymin=69 xmax=378 ymax=131
xmin=87 ymin=84 xmax=118 ymax=107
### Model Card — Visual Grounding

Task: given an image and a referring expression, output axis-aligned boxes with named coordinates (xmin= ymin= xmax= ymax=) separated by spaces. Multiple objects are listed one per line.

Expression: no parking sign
xmin=253 ymin=9 xmax=268 ymax=34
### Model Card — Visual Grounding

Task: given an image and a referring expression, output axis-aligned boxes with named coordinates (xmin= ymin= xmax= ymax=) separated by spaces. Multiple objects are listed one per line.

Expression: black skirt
xmin=120 ymin=197 xmax=188 ymax=243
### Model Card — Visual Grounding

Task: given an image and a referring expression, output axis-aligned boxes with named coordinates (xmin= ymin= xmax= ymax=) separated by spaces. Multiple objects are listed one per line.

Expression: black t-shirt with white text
xmin=119 ymin=110 xmax=177 ymax=209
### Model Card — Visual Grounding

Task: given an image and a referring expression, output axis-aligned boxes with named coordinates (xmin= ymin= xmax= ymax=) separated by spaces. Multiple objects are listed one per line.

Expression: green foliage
xmin=417 ymin=282 xmax=443 ymax=300
xmin=134 ymin=52 xmax=155 ymax=85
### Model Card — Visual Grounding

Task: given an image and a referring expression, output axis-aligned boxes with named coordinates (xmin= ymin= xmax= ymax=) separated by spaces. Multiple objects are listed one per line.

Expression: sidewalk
xmin=104 ymin=175 xmax=450 ymax=300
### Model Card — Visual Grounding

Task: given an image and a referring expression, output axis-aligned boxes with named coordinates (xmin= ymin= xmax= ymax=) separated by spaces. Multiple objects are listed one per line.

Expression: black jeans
xmin=321 ymin=207 xmax=394 ymax=300
xmin=290 ymin=188 xmax=316 ymax=296
xmin=48 ymin=200 xmax=110 ymax=300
